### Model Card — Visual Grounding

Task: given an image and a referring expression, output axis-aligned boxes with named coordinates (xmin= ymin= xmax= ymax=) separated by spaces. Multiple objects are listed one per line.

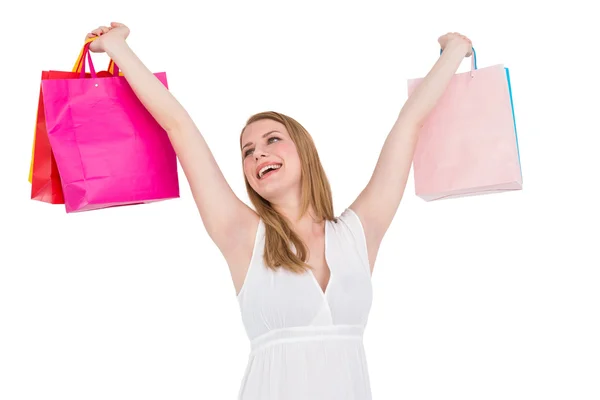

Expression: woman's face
xmin=241 ymin=119 xmax=302 ymax=202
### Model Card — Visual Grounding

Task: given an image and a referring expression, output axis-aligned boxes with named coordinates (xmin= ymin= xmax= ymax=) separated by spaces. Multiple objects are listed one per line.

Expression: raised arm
xmin=349 ymin=32 xmax=473 ymax=272
xmin=89 ymin=23 xmax=258 ymax=257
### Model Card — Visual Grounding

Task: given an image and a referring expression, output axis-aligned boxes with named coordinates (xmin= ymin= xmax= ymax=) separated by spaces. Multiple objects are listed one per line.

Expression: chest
xmin=304 ymin=235 xmax=330 ymax=294
xmin=237 ymin=219 xmax=373 ymax=340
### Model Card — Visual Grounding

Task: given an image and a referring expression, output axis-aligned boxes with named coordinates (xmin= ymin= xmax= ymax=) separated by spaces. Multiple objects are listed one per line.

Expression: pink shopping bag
xmin=40 ymin=42 xmax=179 ymax=212
xmin=407 ymin=47 xmax=522 ymax=201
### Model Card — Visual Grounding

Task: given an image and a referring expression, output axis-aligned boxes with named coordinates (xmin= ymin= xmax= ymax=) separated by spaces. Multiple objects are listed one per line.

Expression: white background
xmin=1 ymin=1 xmax=599 ymax=399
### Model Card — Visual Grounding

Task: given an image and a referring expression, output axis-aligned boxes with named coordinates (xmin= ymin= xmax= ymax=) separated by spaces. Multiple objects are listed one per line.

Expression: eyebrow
xmin=241 ymin=130 xmax=280 ymax=151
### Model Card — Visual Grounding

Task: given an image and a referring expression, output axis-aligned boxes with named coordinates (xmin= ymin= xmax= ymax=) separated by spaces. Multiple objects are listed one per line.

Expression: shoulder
xmin=331 ymin=207 xmax=368 ymax=252
xmin=332 ymin=207 xmax=364 ymax=233
xmin=332 ymin=207 xmax=376 ymax=274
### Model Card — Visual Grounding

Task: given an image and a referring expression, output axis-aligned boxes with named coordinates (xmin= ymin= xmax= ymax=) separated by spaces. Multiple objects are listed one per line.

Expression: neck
xmin=271 ymin=195 xmax=321 ymax=234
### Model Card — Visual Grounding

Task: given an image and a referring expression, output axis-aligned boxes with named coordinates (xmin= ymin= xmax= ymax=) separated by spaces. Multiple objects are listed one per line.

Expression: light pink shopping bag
xmin=40 ymin=42 xmax=179 ymax=212
xmin=407 ymin=47 xmax=522 ymax=201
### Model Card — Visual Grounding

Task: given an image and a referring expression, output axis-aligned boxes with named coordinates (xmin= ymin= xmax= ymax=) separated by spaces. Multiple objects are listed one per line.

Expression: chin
xmin=255 ymin=182 xmax=288 ymax=202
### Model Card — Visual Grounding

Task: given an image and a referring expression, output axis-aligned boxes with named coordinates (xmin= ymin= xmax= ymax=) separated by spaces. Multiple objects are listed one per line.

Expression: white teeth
xmin=258 ymin=164 xmax=282 ymax=178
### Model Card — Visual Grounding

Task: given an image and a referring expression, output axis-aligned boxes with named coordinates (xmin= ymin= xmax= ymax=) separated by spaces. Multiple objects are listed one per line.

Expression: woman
xmin=85 ymin=22 xmax=473 ymax=399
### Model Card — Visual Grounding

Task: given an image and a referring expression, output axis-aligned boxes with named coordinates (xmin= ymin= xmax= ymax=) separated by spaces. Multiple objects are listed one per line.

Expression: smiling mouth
xmin=257 ymin=163 xmax=282 ymax=179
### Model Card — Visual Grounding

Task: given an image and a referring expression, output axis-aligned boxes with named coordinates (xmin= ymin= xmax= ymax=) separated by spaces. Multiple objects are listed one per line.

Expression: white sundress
xmin=236 ymin=208 xmax=374 ymax=399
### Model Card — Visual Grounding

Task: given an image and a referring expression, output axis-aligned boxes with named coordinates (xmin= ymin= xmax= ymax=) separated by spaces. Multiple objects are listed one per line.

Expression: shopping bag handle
xmin=72 ymin=37 xmax=122 ymax=77
xmin=107 ymin=59 xmax=121 ymax=76
xmin=440 ymin=46 xmax=477 ymax=77
xmin=77 ymin=42 xmax=97 ymax=78
xmin=72 ymin=37 xmax=96 ymax=75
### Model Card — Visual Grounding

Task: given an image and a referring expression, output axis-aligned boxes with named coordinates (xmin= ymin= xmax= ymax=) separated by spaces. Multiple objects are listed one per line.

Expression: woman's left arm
xmin=349 ymin=33 xmax=473 ymax=272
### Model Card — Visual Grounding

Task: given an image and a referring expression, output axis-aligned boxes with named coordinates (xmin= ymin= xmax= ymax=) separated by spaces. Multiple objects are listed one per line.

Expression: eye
xmin=243 ymin=137 xmax=281 ymax=158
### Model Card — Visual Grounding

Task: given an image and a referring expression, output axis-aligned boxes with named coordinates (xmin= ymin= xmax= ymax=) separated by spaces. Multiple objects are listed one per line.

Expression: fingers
xmin=441 ymin=32 xmax=473 ymax=45
xmin=85 ymin=22 xmax=128 ymax=42
xmin=95 ymin=26 xmax=111 ymax=35
xmin=86 ymin=25 xmax=111 ymax=40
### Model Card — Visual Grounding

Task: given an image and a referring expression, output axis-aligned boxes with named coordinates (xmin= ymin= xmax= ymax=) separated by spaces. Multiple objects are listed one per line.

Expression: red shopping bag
xmin=30 ymin=70 xmax=67 ymax=204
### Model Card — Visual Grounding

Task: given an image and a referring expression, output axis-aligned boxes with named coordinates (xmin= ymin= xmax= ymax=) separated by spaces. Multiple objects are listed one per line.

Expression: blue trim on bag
xmin=440 ymin=47 xmax=477 ymax=69
xmin=505 ymin=67 xmax=522 ymax=179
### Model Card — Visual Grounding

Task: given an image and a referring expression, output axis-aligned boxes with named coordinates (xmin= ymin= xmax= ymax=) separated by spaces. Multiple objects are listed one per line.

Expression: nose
xmin=253 ymin=148 xmax=268 ymax=160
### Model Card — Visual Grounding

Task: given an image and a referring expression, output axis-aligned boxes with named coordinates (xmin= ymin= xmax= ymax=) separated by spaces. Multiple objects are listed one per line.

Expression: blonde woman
xmin=85 ymin=22 xmax=473 ymax=399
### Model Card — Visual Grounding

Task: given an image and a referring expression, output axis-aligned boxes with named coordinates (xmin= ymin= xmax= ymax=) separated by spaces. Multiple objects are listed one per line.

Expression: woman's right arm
xmin=95 ymin=24 xmax=258 ymax=257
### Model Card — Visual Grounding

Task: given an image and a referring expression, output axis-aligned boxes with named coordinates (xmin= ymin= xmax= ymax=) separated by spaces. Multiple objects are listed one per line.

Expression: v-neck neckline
xmin=307 ymin=219 xmax=331 ymax=298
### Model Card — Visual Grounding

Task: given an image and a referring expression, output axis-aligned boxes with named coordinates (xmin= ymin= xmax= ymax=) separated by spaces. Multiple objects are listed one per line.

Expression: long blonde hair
xmin=240 ymin=111 xmax=335 ymax=273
